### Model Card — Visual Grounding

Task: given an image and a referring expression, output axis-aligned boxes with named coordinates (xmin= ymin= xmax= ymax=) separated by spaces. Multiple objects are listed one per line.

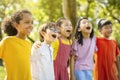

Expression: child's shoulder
xmin=96 ymin=37 xmax=107 ymax=41
xmin=96 ymin=37 xmax=117 ymax=43
xmin=52 ymin=39 xmax=59 ymax=45
xmin=1 ymin=36 xmax=14 ymax=42
xmin=61 ymin=39 xmax=71 ymax=45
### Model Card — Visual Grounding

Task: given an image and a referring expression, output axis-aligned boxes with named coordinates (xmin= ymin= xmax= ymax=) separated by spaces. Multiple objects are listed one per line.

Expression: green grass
xmin=0 ymin=66 xmax=5 ymax=80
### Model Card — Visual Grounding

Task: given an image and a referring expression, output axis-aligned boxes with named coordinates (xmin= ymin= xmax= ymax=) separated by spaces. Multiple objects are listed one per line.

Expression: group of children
xmin=0 ymin=9 xmax=120 ymax=80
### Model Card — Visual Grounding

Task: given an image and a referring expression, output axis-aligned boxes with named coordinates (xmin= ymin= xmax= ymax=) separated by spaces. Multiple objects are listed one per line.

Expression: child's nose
xmin=68 ymin=25 xmax=73 ymax=29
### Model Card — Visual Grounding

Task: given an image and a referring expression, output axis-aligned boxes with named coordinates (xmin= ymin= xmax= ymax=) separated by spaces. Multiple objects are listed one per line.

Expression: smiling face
xmin=59 ymin=19 xmax=73 ymax=38
xmin=99 ymin=24 xmax=112 ymax=39
xmin=41 ymin=28 xmax=58 ymax=44
xmin=39 ymin=22 xmax=59 ymax=44
xmin=14 ymin=13 xmax=33 ymax=37
xmin=45 ymin=28 xmax=58 ymax=43
xmin=78 ymin=19 xmax=92 ymax=34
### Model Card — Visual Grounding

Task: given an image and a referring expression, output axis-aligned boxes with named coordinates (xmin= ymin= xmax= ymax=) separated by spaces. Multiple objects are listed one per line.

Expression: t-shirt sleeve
xmin=71 ymin=39 xmax=78 ymax=56
xmin=51 ymin=39 xmax=59 ymax=60
xmin=0 ymin=39 xmax=5 ymax=59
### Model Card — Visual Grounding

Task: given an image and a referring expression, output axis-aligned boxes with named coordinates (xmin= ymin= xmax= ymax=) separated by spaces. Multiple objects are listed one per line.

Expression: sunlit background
xmin=0 ymin=0 xmax=120 ymax=79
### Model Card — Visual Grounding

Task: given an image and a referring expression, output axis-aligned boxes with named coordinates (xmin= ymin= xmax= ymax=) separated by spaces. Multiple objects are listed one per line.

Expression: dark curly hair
xmin=1 ymin=9 xmax=32 ymax=36
xmin=1 ymin=17 xmax=17 ymax=36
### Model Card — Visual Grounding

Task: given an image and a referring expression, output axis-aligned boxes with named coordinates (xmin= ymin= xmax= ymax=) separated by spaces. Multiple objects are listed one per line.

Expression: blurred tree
xmin=0 ymin=0 xmax=120 ymax=45
xmin=62 ymin=0 xmax=77 ymax=31
xmin=37 ymin=0 xmax=62 ymax=22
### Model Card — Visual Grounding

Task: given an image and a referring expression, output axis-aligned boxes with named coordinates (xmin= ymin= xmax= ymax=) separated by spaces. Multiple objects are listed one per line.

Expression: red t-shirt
xmin=94 ymin=37 xmax=120 ymax=80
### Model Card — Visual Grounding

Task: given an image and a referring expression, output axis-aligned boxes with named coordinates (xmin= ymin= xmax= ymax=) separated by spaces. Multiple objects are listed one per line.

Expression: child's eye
xmin=32 ymin=21 xmax=33 ymax=24
xmin=25 ymin=21 xmax=33 ymax=24
xmin=25 ymin=21 xmax=30 ymax=24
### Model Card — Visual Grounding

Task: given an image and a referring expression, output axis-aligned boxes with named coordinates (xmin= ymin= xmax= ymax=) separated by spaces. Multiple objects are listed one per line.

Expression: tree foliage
xmin=0 ymin=0 xmax=120 ymax=45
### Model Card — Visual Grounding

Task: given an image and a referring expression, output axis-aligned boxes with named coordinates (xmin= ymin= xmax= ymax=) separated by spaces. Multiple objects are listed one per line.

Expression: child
xmin=94 ymin=19 xmax=120 ymax=80
xmin=0 ymin=9 xmax=33 ymax=80
xmin=33 ymin=17 xmax=73 ymax=80
xmin=70 ymin=18 xmax=96 ymax=80
xmin=30 ymin=22 xmax=58 ymax=80
xmin=53 ymin=17 xmax=73 ymax=80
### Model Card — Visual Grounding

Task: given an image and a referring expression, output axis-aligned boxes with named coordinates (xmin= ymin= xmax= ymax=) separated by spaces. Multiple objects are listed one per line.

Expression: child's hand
xmin=32 ymin=41 xmax=41 ymax=49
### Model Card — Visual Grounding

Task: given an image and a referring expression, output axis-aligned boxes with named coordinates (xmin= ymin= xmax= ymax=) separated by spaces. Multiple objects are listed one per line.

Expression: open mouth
xmin=66 ymin=30 xmax=71 ymax=33
xmin=52 ymin=34 xmax=57 ymax=38
xmin=86 ymin=26 xmax=91 ymax=30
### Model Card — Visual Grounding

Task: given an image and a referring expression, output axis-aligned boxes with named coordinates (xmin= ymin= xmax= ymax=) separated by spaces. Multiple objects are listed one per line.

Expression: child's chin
xmin=51 ymin=39 xmax=55 ymax=42
xmin=26 ymin=32 xmax=31 ymax=35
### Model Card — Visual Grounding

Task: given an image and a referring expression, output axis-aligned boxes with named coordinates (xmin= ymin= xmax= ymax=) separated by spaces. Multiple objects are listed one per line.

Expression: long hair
xmin=75 ymin=18 xmax=94 ymax=45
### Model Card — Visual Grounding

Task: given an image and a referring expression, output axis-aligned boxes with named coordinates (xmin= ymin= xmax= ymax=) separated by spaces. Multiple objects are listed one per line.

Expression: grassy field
xmin=0 ymin=66 xmax=5 ymax=80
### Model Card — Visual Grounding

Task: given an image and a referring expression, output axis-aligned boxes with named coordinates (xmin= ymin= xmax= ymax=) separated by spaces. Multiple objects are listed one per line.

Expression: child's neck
xmin=60 ymin=35 xmax=69 ymax=41
xmin=101 ymin=35 xmax=110 ymax=40
xmin=16 ymin=34 xmax=26 ymax=40
xmin=82 ymin=32 xmax=90 ymax=39
xmin=44 ymin=40 xmax=51 ymax=45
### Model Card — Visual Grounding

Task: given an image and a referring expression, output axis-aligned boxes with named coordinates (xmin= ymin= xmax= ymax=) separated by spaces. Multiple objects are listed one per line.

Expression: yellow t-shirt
xmin=52 ymin=38 xmax=72 ymax=60
xmin=0 ymin=36 xmax=32 ymax=80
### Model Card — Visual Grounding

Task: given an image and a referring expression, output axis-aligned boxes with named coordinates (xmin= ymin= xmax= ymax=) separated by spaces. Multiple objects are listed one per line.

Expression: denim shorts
xmin=74 ymin=70 xmax=92 ymax=80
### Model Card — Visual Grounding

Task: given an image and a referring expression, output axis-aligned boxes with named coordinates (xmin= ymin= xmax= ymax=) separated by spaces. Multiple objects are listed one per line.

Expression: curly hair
xmin=1 ymin=17 xmax=17 ymax=36
xmin=1 ymin=9 xmax=32 ymax=36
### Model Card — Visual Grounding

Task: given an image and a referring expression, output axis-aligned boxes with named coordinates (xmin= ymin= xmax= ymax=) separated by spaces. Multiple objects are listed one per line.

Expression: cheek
xmin=46 ymin=33 xmax=50 ymax=38
xmin=60 ymin=29 xmax=64 ymax=33
xmin=101 ymin=30 xmax=107 ymax=34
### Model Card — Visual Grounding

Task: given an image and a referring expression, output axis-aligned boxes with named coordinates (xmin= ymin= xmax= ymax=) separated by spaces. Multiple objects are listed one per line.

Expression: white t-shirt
xmin=31 ymin=42 xmax=54 ymax=80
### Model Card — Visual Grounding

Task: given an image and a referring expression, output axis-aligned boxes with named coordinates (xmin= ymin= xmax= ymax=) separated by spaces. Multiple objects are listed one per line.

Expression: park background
xmin=0 ymin=0 xmax=120 ymax=80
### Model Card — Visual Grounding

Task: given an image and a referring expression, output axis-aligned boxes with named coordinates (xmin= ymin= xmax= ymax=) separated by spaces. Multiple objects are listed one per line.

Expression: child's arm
xmin=0 ymin=39 xmax=6 ymax=59
xmin=0 ymin=42 xmax=3 ymax=59
xmin=116 ymin=55 xmax=120 ymax=80
xmin=70 ymin=54 xmax=75 ymax=80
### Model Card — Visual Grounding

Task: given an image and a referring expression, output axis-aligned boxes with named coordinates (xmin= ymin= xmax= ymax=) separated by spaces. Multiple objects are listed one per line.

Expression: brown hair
xmin=1 ymin=9 xmax=32 ymax=36
xmin=39 ymin=22 xmax=56 ymax=42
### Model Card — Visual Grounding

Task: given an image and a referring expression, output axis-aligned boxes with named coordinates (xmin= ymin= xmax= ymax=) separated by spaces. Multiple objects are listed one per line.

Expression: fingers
xmin=33 ymin=41 xmax=41 ymax=49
